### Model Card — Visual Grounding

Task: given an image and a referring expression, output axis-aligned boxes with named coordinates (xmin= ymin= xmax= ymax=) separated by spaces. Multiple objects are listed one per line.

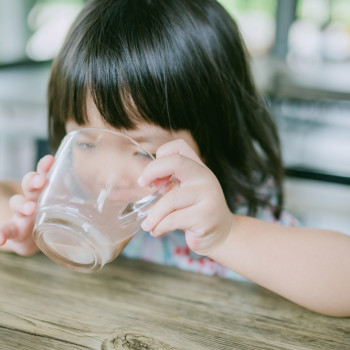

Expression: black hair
xmin=48 ymin=0 xmax=284 ymax=217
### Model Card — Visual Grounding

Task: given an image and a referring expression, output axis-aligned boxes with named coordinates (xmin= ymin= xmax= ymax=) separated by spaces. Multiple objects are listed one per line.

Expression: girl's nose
xmin=99 ymin=155 xmax=137 ymax=189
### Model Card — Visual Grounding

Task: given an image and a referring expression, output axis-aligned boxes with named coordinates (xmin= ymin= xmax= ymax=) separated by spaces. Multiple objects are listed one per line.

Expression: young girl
xmin=0 ymin=0 xmax=349 ymax=317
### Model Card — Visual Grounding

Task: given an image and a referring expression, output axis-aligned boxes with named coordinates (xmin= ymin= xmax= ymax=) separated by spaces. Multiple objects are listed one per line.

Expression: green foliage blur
xmin=217 ymin=0 xmax=277 ymax=18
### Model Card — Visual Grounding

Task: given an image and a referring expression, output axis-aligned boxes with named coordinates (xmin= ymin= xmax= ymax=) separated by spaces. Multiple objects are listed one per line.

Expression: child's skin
xmin=0 ymin=159 xmax=50 ymax=256
xmin=1 ymin=101 xmax=350 ymax=317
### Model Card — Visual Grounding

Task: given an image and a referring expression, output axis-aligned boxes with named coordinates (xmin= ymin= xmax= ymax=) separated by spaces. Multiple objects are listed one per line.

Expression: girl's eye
xmin=134 ymin=152 xmax=155 ymax=160
xmin=76 ymin=142 xmax=96 ymax=150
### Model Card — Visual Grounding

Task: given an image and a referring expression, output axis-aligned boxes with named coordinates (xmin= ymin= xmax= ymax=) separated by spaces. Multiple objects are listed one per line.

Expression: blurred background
xmin=0 ymin=0 xmax=349 ymax=234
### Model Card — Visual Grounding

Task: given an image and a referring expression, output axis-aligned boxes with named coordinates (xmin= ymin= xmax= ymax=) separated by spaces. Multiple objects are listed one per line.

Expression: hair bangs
xmin=49 ymin=0 xmax=221 ymax=149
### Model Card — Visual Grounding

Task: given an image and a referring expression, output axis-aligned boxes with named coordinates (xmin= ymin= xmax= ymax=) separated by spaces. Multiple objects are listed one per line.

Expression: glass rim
xmin=62 ymin=127 xmax=156 ymax=160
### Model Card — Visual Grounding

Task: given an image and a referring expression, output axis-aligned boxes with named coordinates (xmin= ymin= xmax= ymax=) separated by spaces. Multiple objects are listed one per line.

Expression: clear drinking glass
xmin=32 ymin=128 xmax=175 ymax=272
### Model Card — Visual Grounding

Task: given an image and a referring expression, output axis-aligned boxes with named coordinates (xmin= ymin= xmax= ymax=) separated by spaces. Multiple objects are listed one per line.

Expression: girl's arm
xmin=140 ymin=139 xmax=350 ymax=317
xmin=209 ymin=215 xmax=350 ymax=317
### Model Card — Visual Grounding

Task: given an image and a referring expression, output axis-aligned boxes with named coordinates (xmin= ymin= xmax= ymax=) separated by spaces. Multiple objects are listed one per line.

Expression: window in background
xmin=218 ymin=0 xmax=277 ymax=56
xmin=26 ymin=0 xmax=84 ymax=62
xmin=0 ymin=0 xmax=84 ymax=65
xmin=288 ymin=0 xmax=350 ymax=64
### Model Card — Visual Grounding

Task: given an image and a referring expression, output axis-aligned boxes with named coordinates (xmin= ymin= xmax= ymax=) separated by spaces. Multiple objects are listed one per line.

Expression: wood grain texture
xmin=0 ymin=252 xmax=349 ymax=350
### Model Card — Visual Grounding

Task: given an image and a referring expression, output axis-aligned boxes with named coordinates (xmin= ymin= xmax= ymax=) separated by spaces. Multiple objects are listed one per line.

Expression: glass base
xmin=33 ymin=208 xmax=114 ymax=272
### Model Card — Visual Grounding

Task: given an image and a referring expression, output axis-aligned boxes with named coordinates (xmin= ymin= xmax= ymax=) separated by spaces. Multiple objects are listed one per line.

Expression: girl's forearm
xmin=209 ymin=214 xmax=350 ymax=317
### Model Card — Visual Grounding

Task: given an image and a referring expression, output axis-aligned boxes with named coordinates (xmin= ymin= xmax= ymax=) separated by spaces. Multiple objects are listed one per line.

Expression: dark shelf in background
xmin=285 ymin=166 xmax=350 ymax=186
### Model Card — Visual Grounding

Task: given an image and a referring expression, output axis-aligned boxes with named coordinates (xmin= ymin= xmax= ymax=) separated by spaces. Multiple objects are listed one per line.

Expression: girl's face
xmin=65 ymin=98 xmax=201 ymax=203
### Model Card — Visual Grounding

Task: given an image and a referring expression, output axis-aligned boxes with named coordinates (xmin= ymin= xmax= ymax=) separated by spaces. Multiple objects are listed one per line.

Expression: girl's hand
xmin=0 ymin=155 xmax=54 ymax=256
xmin=139 ymin=139 xmax=234 ymax=257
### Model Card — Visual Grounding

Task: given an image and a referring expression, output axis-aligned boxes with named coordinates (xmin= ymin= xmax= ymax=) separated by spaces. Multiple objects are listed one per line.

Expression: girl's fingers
xmin=9 ymin=195 xmax=37 ymax=217
xmin=21 ymin=155 xmax=53 ymax=200
xmin=21 ymin=172 xmax=48 ymax=201
xmin=139 ymin=153 xmax=209 ymax=187
xmin=36 ymin=154 xmax=54 ymax=174
xmin=0 ymin=222 xmax=20 ymax=243
xmin=141 ymin=187 xmax=198 ymax=232
xmin=156 ymin=139 xmax=203 ymax=164
xmin=0 ymin=231 xmax=6 ymax=245
xmin=0 ymin=226 xmax=39 ymax=255
xmin=22 ymin=171 xmax=44 ymax=193
xmin=148 ymin=205 xmax=199 ymax=238
xmin=0 ymin=155 xmax=53 ymax=250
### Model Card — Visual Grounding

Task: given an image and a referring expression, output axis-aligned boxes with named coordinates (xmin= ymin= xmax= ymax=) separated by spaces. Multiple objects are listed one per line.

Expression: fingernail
xmin=137 ymin=176 xmax=145 ymax=186
xmin=23 ymin=202 xmax=36 ymax=215
xmin=32 ymin=174 xmax=45 ymax=188
xmin=141 ymin=218 xmax=151 ymax=232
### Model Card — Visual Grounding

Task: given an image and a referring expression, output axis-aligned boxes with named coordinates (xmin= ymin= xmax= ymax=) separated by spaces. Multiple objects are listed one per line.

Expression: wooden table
xmin=0 ymin=252 xmax=349 ymax=350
